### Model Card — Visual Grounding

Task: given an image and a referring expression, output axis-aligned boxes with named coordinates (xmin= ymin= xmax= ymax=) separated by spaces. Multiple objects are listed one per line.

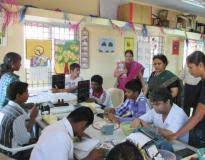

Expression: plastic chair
xmin=0 ymin=143 xmax=35 ymax=159
xmin=107 ymin=88 xmax=124 ymax=108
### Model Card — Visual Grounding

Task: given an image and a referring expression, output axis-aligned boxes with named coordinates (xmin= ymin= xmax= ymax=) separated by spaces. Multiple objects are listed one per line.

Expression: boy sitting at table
xmin=89 ymin=75 xmax=113 ymax=109
xmin=52 ymin=63 xmax=83 ymax=93
xmin=0 ymin=81 xmax=38 ymax=159
xmin=106 ymin=79 xmax=149 ymax=123
xmin=131 ymin=87 xmax=189 ymax=143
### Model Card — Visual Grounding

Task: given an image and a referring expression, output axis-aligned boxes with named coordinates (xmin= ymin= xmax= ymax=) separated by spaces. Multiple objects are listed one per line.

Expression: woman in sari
xmin=147 ymin=54 xmax=183 ymax=106
xmin=114 ymin=50 xmax=144 ymax=91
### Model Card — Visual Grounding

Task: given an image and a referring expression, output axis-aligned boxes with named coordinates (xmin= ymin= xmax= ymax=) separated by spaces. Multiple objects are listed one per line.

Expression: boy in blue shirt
xmin=106 ymin=79 xmax=149 ymax=123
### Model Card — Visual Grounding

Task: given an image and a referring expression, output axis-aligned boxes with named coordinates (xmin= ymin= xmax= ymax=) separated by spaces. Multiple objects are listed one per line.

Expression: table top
xmin=35 ymin=105 xmax=197 ymax=159
xmin=27 ymin=91 xmax=77 ymax=104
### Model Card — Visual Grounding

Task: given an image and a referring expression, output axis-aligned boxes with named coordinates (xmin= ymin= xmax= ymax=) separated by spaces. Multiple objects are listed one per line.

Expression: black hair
xmin=91 ymin=75 xmax=103 ymax=85
xmin=125 ymin=50 xmax=134 ymax=57
xmin=0 ymin=52 xmax=21 ymax=77
xmin=125 ymin=79 xmax=142 ymax=93
xmin=7 ymin=81 xmax=28 ymax=101
xmin=153 ymin=54 xmax=168 ymax=66
xmin=187 ymin=51 xmax=205 ymax=65
xmin=150 ymin=87 xmax=173 ymax=105
xmin=70 ymin=63 xmax=80 ymax=71
xmin=67 ymin=107 xmax=94 ymax=127
xmin=106 ymin=141 xmax=144 ymax=160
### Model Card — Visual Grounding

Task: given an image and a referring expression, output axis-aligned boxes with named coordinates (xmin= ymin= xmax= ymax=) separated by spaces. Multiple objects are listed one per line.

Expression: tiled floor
xmin=0 ymin=153 xmax=14 ymax=160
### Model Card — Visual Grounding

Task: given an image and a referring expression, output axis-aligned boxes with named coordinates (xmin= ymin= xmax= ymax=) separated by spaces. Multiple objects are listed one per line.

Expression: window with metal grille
xmin=24 ymin=21 xmax=79 ymax=88
xmin=137 ymin=36 xmax=164 ymax=80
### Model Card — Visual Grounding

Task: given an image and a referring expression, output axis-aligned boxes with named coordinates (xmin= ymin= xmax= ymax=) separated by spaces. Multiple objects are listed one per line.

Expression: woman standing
xmin=167 ymin=51 xmax=205 ymax=148
xmin=147 ymin=54 xmax=182 ymax=106
xmin=114 ymin=50 xmax=144 ymax=91
xmin=0 ymin=52 xmax=21 ymax=107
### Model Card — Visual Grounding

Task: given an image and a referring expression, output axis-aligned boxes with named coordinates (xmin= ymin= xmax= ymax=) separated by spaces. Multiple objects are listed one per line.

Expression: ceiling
xmin=123 ymin=0 xmax=205 ymax=17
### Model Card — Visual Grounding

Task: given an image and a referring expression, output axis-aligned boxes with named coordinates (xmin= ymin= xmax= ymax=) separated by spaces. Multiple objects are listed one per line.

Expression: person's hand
xmin=51 ymin=88 xmax=60 ymax=93
xmin=104 ymin=108 xmax=115 ymax=114
xmin=107 ymin=112 xmax=119 ymax=124
xmin=131 ymin=119 xmax=141 ymax=128
xmin=85 ymin=148 xmax=104 ymax=160
xmin=165 ymin=133 xmax=178 ymax=141
xmin=86 ymin=98 xmax=96 ymax=103
xmin=30 ymin=105 xmax=39 ymax=120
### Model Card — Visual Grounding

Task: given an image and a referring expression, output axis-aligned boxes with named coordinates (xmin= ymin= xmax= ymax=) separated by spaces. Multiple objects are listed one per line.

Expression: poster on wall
xmin=26 ymin=39 xmax=52 ymax=67
xmin=54 ymin=40 xmax=80 ymax=74
xmin=172 ymin=40 xmax=180 ymax=55
xmin=98 ymin=38 xmax=115 ymax=53
xmin=124 ymin=37 xmax=134 ymax=51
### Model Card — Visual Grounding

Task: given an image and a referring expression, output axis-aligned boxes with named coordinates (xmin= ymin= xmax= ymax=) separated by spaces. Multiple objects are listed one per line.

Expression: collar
xmin=8 ymin=101 xmax=27 ymax=115
xmin=62 ymin=118 xmax=74 ymax=139
xmin=163 ymin=103 xmax=177 ymax=124
xmin=92 ymin=88 xmax=104 ymax=98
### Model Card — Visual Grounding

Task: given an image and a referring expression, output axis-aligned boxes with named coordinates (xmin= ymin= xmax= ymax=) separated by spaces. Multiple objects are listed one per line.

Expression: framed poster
xmin=54 ymin=40 xmax=80 ymax=73
xmin=124 ymin=37 xmax=134 ymax=51
xmin=26 ymin=39 xmax=52 ymax=67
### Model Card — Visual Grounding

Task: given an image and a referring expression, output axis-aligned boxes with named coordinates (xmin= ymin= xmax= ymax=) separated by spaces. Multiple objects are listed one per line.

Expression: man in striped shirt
xmin=106 ymin=79 xmax=149 ymax=123
xmin=0 ymin=81 xmax=38 ymax=159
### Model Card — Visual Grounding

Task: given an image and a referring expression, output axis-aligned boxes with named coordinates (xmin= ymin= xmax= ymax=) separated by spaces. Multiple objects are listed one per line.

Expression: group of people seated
xmin=0 ymin=50 xmax=204 ymax=160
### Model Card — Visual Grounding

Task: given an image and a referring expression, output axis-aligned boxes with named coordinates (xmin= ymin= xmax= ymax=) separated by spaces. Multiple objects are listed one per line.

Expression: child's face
xmin=125 ymin=89 xmax=139 ymax=99
xmin=71 ymin=68 xmax=80 ymax=78
xmin=151 ymin=100 xmax=169 ymax=114
xmin=17 ymin=89 xmax=29 ymax=104
xmin=91 ymin=81 xmax=101 ymax=91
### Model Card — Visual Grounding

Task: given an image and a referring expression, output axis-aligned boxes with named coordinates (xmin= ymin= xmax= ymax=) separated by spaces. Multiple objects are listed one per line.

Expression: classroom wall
xmin=0 ymin=8 xmax=203 ymax=89
xmin=0 ymin=23 xmax=26 ymax=81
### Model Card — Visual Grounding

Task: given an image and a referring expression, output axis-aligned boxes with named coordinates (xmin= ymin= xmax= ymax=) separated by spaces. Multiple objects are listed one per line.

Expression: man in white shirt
xmin=65 ymin=63 xmax=83 ymax=93
xmin=30 ymin=107 xmax=103 ymax=160
xmin=52 ymin=63 xmax=83 ymax=93
xmin=131 ymin=88 xmax=189 ymax=143
xmin=89 ymin=75 xmax=113 ymax=109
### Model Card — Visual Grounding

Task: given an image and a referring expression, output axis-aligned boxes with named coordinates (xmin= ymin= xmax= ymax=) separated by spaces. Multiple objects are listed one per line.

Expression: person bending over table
xmin=131 ymin=87 xmax=189 ymax=143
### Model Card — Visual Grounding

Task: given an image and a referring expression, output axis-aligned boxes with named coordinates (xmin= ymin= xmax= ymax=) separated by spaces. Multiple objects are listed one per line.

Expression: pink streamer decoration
xmin=68 ymin=22 xmax=80 ymax=31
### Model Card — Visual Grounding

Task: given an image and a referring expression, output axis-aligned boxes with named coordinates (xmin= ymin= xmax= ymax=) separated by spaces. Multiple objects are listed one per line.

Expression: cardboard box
xmin=117 ymin=3 xmax=152 ymax=25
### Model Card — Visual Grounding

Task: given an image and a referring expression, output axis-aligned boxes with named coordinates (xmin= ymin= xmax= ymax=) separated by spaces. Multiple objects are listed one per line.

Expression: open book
xmin=74 ymin=138 xmax=100 ymax=160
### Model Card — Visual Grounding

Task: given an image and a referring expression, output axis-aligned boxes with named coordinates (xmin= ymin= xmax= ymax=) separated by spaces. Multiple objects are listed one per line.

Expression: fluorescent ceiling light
xmin=182 ymin=0 xmax=205 ymax=8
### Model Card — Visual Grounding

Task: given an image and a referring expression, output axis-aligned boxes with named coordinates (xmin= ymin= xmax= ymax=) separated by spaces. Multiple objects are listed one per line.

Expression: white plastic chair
xmin=0 ymin=143 xmax=35 ymax=159
xmin=107 ymin=88 xmax=124 ymax=108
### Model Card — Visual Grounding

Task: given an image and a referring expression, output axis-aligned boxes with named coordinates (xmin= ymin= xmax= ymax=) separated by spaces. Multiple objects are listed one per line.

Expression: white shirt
xmin=90 ymin=89 xmax=113 ymax=108
xmin=65 ymin=74 xmax=83 ymax=89
xmin=30 ymin=118 xmax=74 ymax=160
xmin=139 ymin=103 xmax=189 ymax=143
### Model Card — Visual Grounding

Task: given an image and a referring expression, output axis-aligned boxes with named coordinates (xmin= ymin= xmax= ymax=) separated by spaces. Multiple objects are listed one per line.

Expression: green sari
xmin=148 ymin=70 xmax=183 ymax=106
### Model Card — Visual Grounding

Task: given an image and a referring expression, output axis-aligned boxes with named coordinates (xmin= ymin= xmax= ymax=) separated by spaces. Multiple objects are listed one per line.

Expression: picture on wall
xmin=98 ymin=38 xmax=115 ymax=53
xmin=26 ymin=39 xmax=52 ymax=67
xmin=54 ymin=40 xmax=80 ymax=74
xmin=124 ymin=37 xmax=134 ymax=51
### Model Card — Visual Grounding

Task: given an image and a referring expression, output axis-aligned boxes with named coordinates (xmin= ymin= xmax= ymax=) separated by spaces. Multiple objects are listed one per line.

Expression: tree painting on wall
xmin=54 ymin=40 xmax=80 ymax=74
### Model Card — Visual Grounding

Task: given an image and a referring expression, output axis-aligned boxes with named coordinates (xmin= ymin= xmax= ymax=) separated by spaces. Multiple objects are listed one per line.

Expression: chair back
xmin=107 ymin=88 xmax=124 ymax=108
